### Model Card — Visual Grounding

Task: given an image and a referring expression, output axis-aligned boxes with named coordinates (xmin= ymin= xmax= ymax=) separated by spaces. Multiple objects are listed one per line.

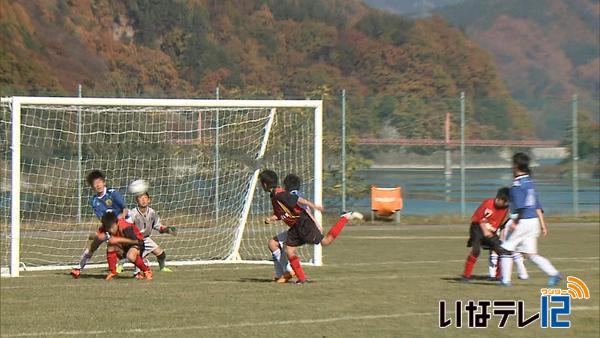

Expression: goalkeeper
xmin=71 ymin=170 xmax=129 ymax=279
xmin=127 ymin=191 xmax=177 ymax=277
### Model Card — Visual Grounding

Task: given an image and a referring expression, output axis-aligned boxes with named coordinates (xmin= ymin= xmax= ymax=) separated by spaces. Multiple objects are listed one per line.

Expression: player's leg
xmin=321 ymin=211 xmax=362 ymax=246
xmin=146 ymin=238 xmax=170 ymax=272
xmin=488 ymin=251 xmax=499 ymax=281
xmin=268 ymin=236 xmax=285 ymax=279
xmin=105 ymin=245 xmax=123 ymax=280
xmin=519 ymin=218 xmax=561 ymax=285
xmin=285 ymin=245 xmax=307 ymax=284
xmin=127 ymin=245 xmax=152 ymax=280
xmin=512 ymin=252 xmax=528 ymax=280
xmin=71 ymin=231 xmax=105 ymax=278
xmin=462 ymin=223 xmax=482 ymax=281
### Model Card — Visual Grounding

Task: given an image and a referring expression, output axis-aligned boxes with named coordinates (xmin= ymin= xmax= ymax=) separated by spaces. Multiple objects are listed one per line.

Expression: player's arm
xmin=478 ymin=222 xmax=494 ymax=238
xmin=509 ymin=186 xmax=526 ymax=230
xmin=153 ymin=212 xmax=177 ymax=235
xmin=537 ymin=209 xmax=547 ymax=236
xmin=108 ymin=228 xmax=138 ymax=246
xmin=264 ymin=214 xmax=279 ymax=224
xmin=297 ymin=197 xmax=324 ymax=212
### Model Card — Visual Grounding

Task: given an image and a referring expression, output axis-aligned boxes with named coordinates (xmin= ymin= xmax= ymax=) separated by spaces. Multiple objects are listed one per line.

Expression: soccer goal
xmin=0 ymin=97 xmax=323 ymax=277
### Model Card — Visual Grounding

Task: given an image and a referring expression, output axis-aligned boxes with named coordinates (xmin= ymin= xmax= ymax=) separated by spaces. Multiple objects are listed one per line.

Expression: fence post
xmin=572 ymin=94 xmax=579 ymax=216
xmin=460 ymin=92 xmax=466 ymax=216
xmin=341 ymin=89 xmax=347 ymax=212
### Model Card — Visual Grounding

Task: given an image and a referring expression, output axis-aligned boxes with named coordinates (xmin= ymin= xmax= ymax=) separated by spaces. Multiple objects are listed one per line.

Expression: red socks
xmin=134 ymin=255 xmax=149 ymax=272
xmin=326 ymin=217 xmax=348 ymax=240
xmin=107 ymin=251 xmax=118 ymax=274
xmin=463 ymin=254 xmax=478 ymax=278
xmin=289 ymin=255 xmax=306 ymax=281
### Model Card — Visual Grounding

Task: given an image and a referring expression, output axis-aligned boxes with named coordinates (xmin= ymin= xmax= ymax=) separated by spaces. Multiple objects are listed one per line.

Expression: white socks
xmin=512 ymin=252 xmax=528 ymax=279
xmin=500 ymin=255 xmax=513 ymax=284
xmin=529 ymin=254 xmax=558 ymax=277
xmin=272 ymin=249 xmax=284 ymax=277
xmin=488 ymin=252 xmax=498 ymax=278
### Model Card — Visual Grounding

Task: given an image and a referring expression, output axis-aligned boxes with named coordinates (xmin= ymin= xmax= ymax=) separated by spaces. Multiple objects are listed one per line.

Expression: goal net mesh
xmin=0 ymin=101 xmax=315 ymax=271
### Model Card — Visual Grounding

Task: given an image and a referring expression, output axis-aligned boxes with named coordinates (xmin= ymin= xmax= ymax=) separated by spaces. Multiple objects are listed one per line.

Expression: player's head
xmin=494 ymin=187 xmax=510 ymax=209
xmin=101 ymin=211 xmax=118 ymax=234
xmin=283 ymin=174 xmax=301 ymax=192
xmin=135 ymin=192 xmax=151 ymax=208
xmin=512 ymin=152 xmax=531 ymax=175
xmin=259 ymin=169 xmax=278 ymax=191
xmin=86 ymin=170 xmax=106 ymax=194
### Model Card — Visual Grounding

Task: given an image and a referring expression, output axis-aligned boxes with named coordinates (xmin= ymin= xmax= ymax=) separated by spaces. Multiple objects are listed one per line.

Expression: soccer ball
xmin=128 ymin=179 xmax=149 ymax=195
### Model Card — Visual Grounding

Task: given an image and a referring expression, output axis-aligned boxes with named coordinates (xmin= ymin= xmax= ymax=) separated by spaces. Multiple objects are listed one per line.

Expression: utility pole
xmin=460 ymin=92 xmax=466 ymax=216
xmin=572 ymin=94 xmax=579 ymax=216
xmin=341 ymin=89 xmax=347 ymax=212
xmin=77 ymin=84 xmax=82 ymax=224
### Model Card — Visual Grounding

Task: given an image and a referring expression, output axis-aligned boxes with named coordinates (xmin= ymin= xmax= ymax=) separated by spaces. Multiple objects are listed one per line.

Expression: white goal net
xmin=1 ymin=97 xmax=322 ymax=276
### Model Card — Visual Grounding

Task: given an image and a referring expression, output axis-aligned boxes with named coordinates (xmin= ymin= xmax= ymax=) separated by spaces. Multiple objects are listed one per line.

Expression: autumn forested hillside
xmin=1 ymin=0 xmax=532 ymax=140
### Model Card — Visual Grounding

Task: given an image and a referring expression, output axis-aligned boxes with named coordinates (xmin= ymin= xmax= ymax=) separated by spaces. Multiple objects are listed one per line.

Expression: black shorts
xmin=120 ymin=241 xmax=144 ymax=258
xmin=466 ymin=222 xmax=502 ymax=252
xmin=286 ymin=214 xmax=324 ymax=247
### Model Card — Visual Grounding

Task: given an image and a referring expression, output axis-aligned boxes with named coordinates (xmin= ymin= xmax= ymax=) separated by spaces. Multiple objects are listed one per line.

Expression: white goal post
xmin=1 ymin=97 xmax=323 ymax=277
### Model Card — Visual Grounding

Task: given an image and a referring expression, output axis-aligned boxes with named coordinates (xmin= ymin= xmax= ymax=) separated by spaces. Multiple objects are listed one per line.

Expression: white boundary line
xmin=3 ymin=306 xmax=598 ymax=337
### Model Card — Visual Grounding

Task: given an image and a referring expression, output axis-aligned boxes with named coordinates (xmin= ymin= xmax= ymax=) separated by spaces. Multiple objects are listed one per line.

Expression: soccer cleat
xmin=70 ymin=268 xmax=81 ymax=279
xmin=499 ymin=281 xmax=512 ymax=287
xmin=134 ymin=272 xmax=145 ymax=280
xmin=105 ymin=272 xmax=118 ymax=281
xmin=518 ymin=275 xmax=529 ymax=280
xmin=460 ymin=275 xmax=472 ymax=283
xmin=144 ymin=270 xmax=153 ymax=281
xmin=547 ymin=273 xmax=562 ymax=286
xmin=116 ymin=263 xmax=124 ymax=274
xmin=276 ymin=271 xmax=295 ymax=284
xmin=487 ymin=276 xmax=499 ymax=282
xmin=295 ymin=279 xmax=311 ymax=285
xmin=341 ymin=211 xmax=364 ymax=221
xmin=159 ymin=267 xmax=173 ymax=272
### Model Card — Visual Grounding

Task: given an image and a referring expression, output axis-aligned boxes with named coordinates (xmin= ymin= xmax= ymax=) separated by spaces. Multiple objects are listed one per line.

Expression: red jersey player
xmin=100 ymin=212 xmax=153 ymax=280
xmin=461 ymin=187 xmax=511 ymax=282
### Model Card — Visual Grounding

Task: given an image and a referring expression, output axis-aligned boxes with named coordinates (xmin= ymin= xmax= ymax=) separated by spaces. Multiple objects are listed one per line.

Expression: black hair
xmin=496 ymin=187 xmax=510 ymax=201
xmin=283 ymin=174 xmax=301 ymax=191
xmin=101 ymin=212 xmax=118 ymax=230
xmin=512 ymin=152 xmax=531 ymax=174
xmin=258 ymin=169 xmax=278 ymax=189
xmin=86 ymin=170 xmax=106 ymax=186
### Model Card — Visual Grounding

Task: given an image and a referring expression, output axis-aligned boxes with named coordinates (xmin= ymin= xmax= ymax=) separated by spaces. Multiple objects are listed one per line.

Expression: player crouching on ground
xmin=260 ymin=169 xmax=362 ymax=284
xmin=101 ymin=212 xmax=153 ymax=281
xmin=461 ymin=187 xmax=511 ymax=282
xmin=127 ymin=192 xmax=177 ymax=277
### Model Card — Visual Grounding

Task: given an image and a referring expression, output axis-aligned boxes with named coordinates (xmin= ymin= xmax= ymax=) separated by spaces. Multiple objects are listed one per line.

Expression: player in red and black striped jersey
xmin=260 ymin=170 xmax=361 ymax=284
xmin=100 ymin=212 xmax=152 ymax=280
xmin=461 ymin=187 xmax=511 ymax=282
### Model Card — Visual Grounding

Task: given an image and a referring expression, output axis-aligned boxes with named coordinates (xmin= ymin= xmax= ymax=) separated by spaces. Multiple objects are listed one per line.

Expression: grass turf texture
xmin=1 ymin=223 xmax=598 ymax=337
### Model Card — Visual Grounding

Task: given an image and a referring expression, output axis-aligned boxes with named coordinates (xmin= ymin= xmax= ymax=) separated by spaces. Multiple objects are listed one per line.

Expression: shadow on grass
xmin=442 ymin=275 xmax=499 ymax=286
xmin=237 ymin=277 xmax=276 ymax=283
xmin=60 ymin=272 xmax=108 ymax=280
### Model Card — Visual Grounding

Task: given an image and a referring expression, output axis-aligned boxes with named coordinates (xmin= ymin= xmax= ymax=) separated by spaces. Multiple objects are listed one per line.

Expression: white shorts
xmin=142 ymin=237 xmax=160 ymax=257
xmin=275 ymin=230 xmax=287 ymax=248
xmin=501 ymin=218 xmax=540 ymax=254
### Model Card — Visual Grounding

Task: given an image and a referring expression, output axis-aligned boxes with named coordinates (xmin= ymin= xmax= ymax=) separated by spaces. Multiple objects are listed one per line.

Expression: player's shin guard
xmin=326 ymin=217 xmax=348 ymax=240
xmin=133 ymin=255 xmax=149 ymax=272
xmin=271 ymin=249 xmax=285 ymax=277
xmin=463 ymin=254 xmax=477 ymax=278
xmin=488 ymin=252 xmax=498 ymax=278
xmin=107 ymin=251 xmax=118 ymax=274
xmin=78 ymin=248 xmax=91 ymax=269
xmin=528 ymin=254 xmax=558 ymax=277
xmin=500 ymin=254 xmax=513 ymax=284
xmin=288 ymin=255 xmax=306 ymax=282
xmin=512 ymin=252 xmax=528 ymax=279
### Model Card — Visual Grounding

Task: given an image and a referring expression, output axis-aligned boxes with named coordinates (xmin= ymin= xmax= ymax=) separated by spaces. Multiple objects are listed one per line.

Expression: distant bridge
xmin=356 ymin=138 xmax=562 ymax=148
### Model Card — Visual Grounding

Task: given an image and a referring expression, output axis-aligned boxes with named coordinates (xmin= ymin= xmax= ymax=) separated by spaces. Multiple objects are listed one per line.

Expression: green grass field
xmin=1 ymin=223 xmax=598 ymax=337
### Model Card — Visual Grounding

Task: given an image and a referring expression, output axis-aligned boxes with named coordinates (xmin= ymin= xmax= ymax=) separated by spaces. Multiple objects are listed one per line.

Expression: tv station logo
xmin=439 ymin=276 xmax=590 ymax=329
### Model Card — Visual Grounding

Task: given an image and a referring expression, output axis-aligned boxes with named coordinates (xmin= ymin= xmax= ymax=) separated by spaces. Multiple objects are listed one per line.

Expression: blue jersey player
xmin=71 ymin=170 xmax=129 ymax=278
xmin=499 ymin=153 xmax=561 ymax=286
